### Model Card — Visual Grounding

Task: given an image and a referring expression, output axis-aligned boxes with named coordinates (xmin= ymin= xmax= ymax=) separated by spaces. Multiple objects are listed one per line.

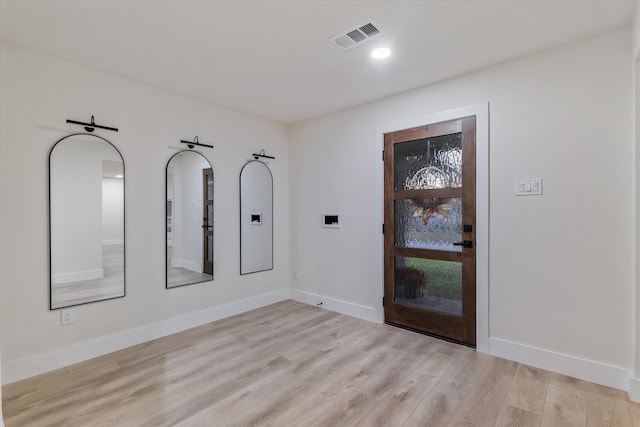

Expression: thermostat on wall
xmin=322 ymin=213 xmax=340 ymax=229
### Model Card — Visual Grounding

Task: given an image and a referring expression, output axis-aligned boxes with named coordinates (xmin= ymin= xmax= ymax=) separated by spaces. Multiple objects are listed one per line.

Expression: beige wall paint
xmin=290 ymin=27 xmax=634 ymax=375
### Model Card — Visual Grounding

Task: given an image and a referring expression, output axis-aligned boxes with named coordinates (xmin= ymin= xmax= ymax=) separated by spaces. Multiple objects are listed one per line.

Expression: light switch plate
xmin=515 ymin=178 xmax=543 ymax=196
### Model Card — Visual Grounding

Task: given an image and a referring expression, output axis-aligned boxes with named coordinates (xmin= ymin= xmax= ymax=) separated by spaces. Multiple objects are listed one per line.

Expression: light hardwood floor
xmin=51 ymin=244 xmax=125 ymax=308
xmin=167 ymin=246 xmax=212 ymax=288
xmin=3 ymin=301 xmax=638 ymax=426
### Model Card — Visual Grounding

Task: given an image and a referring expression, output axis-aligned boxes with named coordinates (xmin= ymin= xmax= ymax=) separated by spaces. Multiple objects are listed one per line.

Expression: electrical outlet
xmin=61 ymin=308 xmax=75 ymax=326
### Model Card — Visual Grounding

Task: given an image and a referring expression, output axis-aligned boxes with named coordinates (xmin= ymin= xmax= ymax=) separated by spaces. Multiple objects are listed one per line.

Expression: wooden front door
xmin=202 ymin=168 xmax=214 ymax=275
xmin=384 ymin=116 xmax=476 ymax=346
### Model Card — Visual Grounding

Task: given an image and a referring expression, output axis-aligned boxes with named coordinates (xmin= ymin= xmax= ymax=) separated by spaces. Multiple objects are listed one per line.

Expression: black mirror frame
xmin=48 ymin=132 xmax=126 ymax=310
xmin=239 ymin=159 xmax=274 ymax=275
xmin=165 ymin=150 xmax=214 ymax=289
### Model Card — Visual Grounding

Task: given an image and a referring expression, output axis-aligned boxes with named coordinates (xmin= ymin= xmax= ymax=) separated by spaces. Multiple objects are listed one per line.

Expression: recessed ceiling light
xmin=371 ymin=47 xmax=391 ymax=59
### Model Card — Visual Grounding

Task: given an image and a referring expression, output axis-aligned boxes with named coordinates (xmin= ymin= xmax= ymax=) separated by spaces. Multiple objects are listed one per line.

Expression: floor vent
xmin=330 ymin=20 xmax=382 ymax=50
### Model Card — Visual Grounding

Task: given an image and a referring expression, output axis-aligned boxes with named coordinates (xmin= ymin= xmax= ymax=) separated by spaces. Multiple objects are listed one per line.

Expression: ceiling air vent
xmin=330 ymin=21 xmax=382 ymax=50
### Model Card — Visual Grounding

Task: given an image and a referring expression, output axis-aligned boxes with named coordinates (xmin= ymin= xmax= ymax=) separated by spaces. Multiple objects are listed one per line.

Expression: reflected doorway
xmin=165 ymin=151 xmax=213 ymax=288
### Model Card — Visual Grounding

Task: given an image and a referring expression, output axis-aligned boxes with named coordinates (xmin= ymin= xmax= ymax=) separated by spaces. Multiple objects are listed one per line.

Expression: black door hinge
xmin=382 ymin=150 xmax=385 ymax=161
xmin=382 ymin=297 xmax=385 ymax=307
xmin=382 ymin=223 xmax=385 ymax=234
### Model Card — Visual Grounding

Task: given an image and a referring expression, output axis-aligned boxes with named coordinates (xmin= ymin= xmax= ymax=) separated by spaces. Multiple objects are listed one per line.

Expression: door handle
xmin=202 ymin=224 xmax=212 ymax=229
xmin=453 ymin=240 xmax=473 ymax=248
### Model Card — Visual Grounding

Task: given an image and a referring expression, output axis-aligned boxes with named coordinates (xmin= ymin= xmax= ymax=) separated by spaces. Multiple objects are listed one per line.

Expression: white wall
xmin=634 ymin=1 xmax=640 ymax=59
xmin=0 ymin=42 xmax=290 ymax=382
xmin=290 ymin=27 xmax=635 ymax=393
xmin=633 ymin=0 xmax=640 ymax=401
xmin=634 ymin=60 xmax=640 ymax=401
xmin=102 ymin=176 xmax=124 ymax=245
xmin=50 ymin=140 xmax=103 ymax=283
xmin=171 ymin=158 xmax=186 ymax=264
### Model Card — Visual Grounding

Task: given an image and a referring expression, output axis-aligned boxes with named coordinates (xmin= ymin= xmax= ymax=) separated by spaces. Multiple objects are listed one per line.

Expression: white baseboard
xmin=51 ymin=268 xmax=103 ymax=285
xmin=289 ymin=288 xmax=379 ymax=323
xmin=170 ymin=258 xmax=201 ymax=273
xmin=180 ymin=260 xmax=201 ymax=273
xmin=2 ymin=289 xmax=289 ymax=385
xmin=628 ymin=376 xmax=640 ymax=403
xmin=490 ymin=337 xmax=637 ymax=402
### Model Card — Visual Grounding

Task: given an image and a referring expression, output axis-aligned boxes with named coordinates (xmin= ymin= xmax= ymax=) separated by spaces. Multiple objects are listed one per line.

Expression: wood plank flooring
xmin=167 ymin=246 xmax=213 ymax=288
xmin=3 ymin=300 xmax=638 ymax=426
xmin=51 ymin=244 xmax=125 ymax=309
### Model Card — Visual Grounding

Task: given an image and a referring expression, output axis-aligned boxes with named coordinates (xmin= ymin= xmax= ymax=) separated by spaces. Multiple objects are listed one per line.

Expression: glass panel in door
xmin=394 ymin=256 xmax=462 ymax=317
xmin=384 ymin=116 xmax=476 ymax=346
xmin=394 ymin=198 xmax=462 ymax=251
xmin=393 ymin=133 xmax=462 ymax=191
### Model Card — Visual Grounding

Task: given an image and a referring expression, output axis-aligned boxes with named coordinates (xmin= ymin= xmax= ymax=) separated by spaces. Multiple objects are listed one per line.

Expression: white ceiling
xmin=0 ymin=0 xmax=636 ymax=124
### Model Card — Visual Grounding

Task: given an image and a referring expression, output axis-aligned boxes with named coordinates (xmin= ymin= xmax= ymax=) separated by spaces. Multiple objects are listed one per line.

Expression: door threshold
xmin=385 ymin=321 xmax=476 ymax=349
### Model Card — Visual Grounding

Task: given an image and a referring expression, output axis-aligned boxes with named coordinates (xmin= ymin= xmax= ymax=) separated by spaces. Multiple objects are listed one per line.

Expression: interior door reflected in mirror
xmin=240 ymin=160 xmax=273 ymax=275
xmin=49 ymin=133 xmax=125 ymax=309
xmin=166 ymin=150 xmax=214 ymax=288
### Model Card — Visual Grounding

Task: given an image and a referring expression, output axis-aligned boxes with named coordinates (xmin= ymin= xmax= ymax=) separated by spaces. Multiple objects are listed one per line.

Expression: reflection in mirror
xmin=49 ymin=133 xmax=125 ymax=309
xmin=240 ymin=160 xmax=273 ymax=274
xmin=166 ymin=150 xmax=214 ymax=288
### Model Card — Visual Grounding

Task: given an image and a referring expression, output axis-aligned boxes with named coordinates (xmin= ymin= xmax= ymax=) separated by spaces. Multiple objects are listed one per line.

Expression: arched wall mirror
xmin=49 ymin=133 xmax=125 ymax=309
xmin=166 ymin=150 xmax=214 ymax=288
xmin=240 ymin=160 xmax=273 ymax=275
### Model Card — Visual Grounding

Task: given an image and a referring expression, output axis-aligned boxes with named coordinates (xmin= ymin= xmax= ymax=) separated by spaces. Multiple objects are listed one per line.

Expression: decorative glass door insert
xmin=384 ymin=116 xmax=476 ymax=345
